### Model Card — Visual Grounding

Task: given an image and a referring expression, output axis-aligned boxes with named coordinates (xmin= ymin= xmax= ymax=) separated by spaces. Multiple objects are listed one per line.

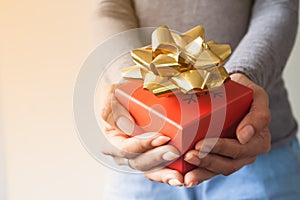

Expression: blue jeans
xmin=102 ymin=137 xmax=300 ymax=200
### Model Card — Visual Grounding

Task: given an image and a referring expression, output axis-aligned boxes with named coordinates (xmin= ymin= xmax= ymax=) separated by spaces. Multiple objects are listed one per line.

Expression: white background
xmin=0 ymin=1 xmax=299 ymax=199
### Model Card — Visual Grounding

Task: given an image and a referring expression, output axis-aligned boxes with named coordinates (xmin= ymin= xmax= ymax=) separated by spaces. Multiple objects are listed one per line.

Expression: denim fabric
xmin=102 ymin=137 xmax=300 ymax=200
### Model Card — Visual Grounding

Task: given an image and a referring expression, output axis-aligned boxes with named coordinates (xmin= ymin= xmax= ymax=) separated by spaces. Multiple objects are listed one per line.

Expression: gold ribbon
xmin=122 ymin=25 xmax=232 ymax=96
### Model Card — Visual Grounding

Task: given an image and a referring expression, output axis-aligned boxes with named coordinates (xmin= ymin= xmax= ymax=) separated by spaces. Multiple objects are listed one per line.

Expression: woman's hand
xmin=183 ymin=73 xmax=271 ymax=188
xmin=100 ymin=85 xmax=183 ymax=185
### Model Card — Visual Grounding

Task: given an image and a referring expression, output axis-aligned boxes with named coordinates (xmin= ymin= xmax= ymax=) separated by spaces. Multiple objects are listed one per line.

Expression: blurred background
xmin=0 ymin=1 xmax=299 ymax=199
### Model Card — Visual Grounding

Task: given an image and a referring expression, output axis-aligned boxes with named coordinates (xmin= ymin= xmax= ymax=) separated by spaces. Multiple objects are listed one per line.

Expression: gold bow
xmin=122 ymin=25 xmax=231 ymax=96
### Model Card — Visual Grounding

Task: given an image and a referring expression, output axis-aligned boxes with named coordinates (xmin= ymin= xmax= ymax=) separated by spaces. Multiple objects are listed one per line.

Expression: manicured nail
xmin=168 ymin=179 xmax=183 ymax=186
xmin=185 ymin=182 xmax=196 ymax=188
xmin=198 ymin=145 xmax=211 ymax=158
xmin=198 ymin=151 xmax=208 ymax=159
xmin=201 ymin=145 xmax=211 ymax=153
xmin=135 ymin=132 xmax=157 ymax=139
xmin=151 ymin=136 xmax=171 ymax=146
xmin=238 ymin=125 xmax=255 ymax=144
xmin=184 ymin=153 xmax=193 ymax=160
xmin=116 ymin=116 xmax=134 ymax=135
xmin=162 ymin=151 xmax=180 ymax=161
xmin=184 ymin=154 xmax=201 ymax=166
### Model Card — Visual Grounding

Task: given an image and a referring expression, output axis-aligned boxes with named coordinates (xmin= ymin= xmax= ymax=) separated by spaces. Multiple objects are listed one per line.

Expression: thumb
xmin=101 ymin=84 xmax=138 ymax=135
xmin=112 ymin=97 xmax=137 ymax=135
xmin=236 ymin=85 xmax=271 ymax=144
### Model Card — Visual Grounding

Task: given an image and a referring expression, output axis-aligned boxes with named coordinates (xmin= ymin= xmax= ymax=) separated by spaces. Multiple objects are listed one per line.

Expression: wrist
xmin=230 ymin=72 xmax=250 ymax=81
xmin=229 ymin=72 xmax=254 ymax=88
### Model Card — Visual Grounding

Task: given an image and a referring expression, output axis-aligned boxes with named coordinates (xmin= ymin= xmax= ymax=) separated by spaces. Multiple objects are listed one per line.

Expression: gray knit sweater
xmin=96 ymin=0 xmax=299 ymax=147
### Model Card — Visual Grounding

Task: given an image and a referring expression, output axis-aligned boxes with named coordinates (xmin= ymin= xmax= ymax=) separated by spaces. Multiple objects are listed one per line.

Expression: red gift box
xmin=114 ymin=80 xmax=253 ymax=174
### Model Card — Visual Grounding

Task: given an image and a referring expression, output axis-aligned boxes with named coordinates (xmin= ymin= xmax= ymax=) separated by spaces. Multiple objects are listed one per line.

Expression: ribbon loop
xmin=122 ymin=25 xmax=232 ymax=96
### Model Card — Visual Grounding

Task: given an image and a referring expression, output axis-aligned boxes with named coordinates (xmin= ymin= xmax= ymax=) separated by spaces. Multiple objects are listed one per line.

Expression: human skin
xmin=100 ymin=73 xmax=271 ymax=187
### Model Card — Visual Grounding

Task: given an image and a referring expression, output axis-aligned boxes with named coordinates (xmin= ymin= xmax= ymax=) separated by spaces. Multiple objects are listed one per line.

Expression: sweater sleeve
xmin=225 ymin=0 xmax=299 ymax=90
xmin=93 ymin=0 xmax=139 ymax=43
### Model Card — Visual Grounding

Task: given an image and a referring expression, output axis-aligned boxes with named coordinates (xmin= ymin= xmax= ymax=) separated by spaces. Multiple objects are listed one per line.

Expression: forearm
xmin=225 ymin=0 xmax=299 ymax=90
xmin=93 ymin=0 xmax=139 ymax=43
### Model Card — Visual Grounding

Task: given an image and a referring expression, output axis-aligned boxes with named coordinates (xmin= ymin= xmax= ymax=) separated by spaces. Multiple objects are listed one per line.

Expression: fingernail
xmin=238 ymin=125 xmax=255 ymax=144
xmin=116 ymin=116 xmax=134 ymax=135
xmin=135 ymin=132 xmax=157 ymax=140
xmin=185 ymin=182 xmax=196 ymax=188
xmin=168 ymin=179 xmax=183 ymax=186
xmin=184 ymin=153 xmax=193 ymax=160
xmin=198 ymin=151 xmax=208 ymax=159
xmin=201 ymin=145 xmax=211 ymax=153
xmin=162 ymin=151 xmax=180 ymax=161
xmin=151 ymin=136 xmax=171 ymax=146
xmin=198 ymin=145 xmax=211 ymax=158
xmin=184 ymin=154 xmax=201 ymax=166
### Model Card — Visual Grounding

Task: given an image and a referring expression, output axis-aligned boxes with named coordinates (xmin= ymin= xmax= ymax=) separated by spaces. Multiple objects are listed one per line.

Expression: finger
xmin=102 ymin=131 xmax=171 ymax=158
xmin=100 ymin=84 xmax=138 ymax=135
xmin=194 ymin=137 xmax=269 ymax=159
xmin=101 ymin=84 xmax=117 ymax=124
xmin=185 ymin=149 xmax=256 ymax=176
xmin=247 ymin=127 xmax=271 ymax=154
xmin=195 ymin=138 xmax=247 ymax=159
xmin=184 ymin=150 xmax=201 ymax=166
xmin=101 ymin=84 xmax=138 ymax=135
xmin=237 ymin=84 xmax=270 ymax=144
xmin=145 ymin=168 xmax=183 ymax=186
xmin=128 ymin=145 xmax=180 ymax=171
xmin=194 ymin=153 xmax=256 ymax=176
xmin=184 ymin=168 xmax=216 ymax=188
xmin=112 ymin=97 xmax=137 ymax=135
xmin=113 ymin=157 xmax=129 ymax=166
